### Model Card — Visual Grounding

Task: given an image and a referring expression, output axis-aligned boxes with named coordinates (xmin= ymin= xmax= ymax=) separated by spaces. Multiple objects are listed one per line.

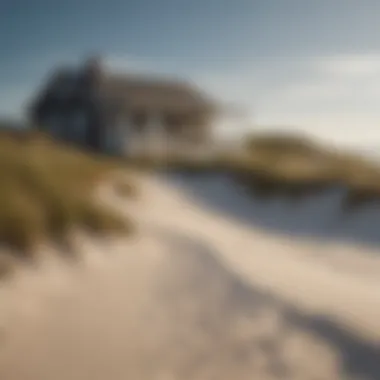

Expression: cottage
xmin=29 ymin=56 xmax=218 ymax=156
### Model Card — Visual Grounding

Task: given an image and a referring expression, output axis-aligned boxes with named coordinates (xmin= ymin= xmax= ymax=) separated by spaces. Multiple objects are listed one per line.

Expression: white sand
xmin=0 ymin=173 xmax=380 ymax=380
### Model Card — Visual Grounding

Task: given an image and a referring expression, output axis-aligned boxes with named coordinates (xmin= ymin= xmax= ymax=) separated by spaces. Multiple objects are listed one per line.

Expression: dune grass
xmin=113 ymin=178 xmax=139 ymax=199
xmin=0 ymin=130 xmax=133 ymax=260
xmin=237 ymin=133 xmax=380 ymax=207
xmin=124 ymin=133 xmax=380 ymax=209
xmin=0 ymin=254 xmax=14 ymax=278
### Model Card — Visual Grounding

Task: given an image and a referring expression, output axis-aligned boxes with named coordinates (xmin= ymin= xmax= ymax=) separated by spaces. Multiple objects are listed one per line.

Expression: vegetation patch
xmin=0 ymin=254 xmax=14 ymax=279
xmin=124 ymin=132 xmax=380 ymax=209
xmin=239 ymin=133 xmax=380 ymax=205
xmin=0 ymin=130 xmax=134 ymax=266
xmin=113 ymin=177 xmax=139 ymax=199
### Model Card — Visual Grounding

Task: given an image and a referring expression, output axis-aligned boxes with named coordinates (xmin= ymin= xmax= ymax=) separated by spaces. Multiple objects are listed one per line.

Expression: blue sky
xmin=1 ymin=0 xmax=380 ymax=147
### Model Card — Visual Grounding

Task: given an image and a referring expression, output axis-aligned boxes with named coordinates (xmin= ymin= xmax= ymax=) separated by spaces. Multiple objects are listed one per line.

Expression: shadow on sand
xmin=152 ymin=227 xmax=380 ymax=380
xmin=164 ymin=173 xmax=380 ymax=249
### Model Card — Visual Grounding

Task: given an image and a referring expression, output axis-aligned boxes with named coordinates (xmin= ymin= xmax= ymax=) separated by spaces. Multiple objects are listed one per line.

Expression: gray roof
xmin=42 ymin=66 xmax=217 ymax=114
xmin=99 ymin=74 xmax=216 ymax=114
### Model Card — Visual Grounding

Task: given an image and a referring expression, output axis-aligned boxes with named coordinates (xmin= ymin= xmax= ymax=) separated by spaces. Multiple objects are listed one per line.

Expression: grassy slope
xmin=237 ymin=133 xmax=380 ymax=208
xmin=0 ymin=130 xmax=133 ymax=265
xmin=125 ymin=132 xmax=380 ymax=209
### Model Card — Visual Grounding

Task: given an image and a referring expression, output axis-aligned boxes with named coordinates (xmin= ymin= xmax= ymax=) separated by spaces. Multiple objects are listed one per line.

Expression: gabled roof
xmin=99 ymin=74 xmax=216 ymax=113
xmin=36 ymin=63 xmax=217 ymax=115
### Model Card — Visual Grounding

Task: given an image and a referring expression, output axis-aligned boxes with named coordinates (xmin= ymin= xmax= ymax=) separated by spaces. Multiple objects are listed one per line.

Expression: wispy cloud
xmin=192 ymin=53 xmax=380 ymax=147
xmin=316 ymin=54 xmax=380 ymax=78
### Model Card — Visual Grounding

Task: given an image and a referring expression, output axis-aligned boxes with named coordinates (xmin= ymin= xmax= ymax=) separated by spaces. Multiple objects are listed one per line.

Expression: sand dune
xmin=1 ymin=173 xmax=380 ymax=380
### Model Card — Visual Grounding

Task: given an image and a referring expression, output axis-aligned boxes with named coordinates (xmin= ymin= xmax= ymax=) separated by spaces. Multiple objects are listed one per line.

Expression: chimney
xmin=82 ymin=54 xmax=105 ymax=89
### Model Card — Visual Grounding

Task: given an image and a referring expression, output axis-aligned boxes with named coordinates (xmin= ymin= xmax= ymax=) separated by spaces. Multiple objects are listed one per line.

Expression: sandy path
xmin=0 ymin=173 xmax=380 ymax=380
